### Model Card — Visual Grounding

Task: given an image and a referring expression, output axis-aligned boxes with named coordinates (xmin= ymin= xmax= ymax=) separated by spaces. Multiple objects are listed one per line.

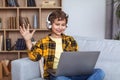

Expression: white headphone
xmin=46 ymin=12 xmax=52 ymax=29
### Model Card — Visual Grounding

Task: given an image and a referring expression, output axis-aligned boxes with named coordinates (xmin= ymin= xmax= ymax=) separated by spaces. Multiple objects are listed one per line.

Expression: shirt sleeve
xmin=70 ymin=36 xmax=78 ymax=51
xmin=28 ymin=40 xmax=43 ymax=61
xmin=64 ymin=36 xmax=78 ymax=51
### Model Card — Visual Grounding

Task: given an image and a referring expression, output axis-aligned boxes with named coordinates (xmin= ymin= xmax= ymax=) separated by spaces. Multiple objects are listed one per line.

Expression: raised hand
xmin=20 ymin=24 xmax=35 ymax=41
xmin=20 ymin=24 xmax=36 ymax=50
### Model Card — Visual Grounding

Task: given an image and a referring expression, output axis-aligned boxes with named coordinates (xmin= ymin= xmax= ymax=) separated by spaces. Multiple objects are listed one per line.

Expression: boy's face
xmin=51 ymin=18 xmax=67 ymax=38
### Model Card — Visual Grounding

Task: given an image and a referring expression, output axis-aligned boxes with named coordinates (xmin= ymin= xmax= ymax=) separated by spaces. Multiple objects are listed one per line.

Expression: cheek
xmin=52 ymin=24 xmax=57 ymax=29
xmin=62 ymin=27 xmax=67 ymax=30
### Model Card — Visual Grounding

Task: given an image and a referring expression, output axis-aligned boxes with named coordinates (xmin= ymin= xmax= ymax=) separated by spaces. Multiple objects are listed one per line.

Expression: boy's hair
xmin=48 ymin=10 xmax=68 ymax=25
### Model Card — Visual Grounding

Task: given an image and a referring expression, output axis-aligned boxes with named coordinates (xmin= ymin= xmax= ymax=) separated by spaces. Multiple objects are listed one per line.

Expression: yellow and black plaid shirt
xmin=28 ymin=34 xmax=78 ymax=78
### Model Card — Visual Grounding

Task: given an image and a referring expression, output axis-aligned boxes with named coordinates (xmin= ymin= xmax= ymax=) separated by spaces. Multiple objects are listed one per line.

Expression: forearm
xmin=25 ymin=39 xmax=32 ymax=50
xmin=27 ymin=40 xmax=42 ymax=61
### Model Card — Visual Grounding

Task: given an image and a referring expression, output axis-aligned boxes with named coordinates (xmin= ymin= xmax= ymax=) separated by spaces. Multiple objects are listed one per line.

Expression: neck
xmin=51 ymin=34 xmax=62 ymax=38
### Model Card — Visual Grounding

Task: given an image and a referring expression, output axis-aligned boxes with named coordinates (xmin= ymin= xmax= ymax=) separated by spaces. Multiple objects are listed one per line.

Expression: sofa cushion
xmin=11 ymin=58 xmax=40 ymax=80
xmin=32 ymin=78 xmax=44 ymax=80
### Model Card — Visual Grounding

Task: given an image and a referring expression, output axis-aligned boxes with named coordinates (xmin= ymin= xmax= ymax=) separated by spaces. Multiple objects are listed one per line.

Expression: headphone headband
xmin=46 ymin=12 xmax=52 ymax=29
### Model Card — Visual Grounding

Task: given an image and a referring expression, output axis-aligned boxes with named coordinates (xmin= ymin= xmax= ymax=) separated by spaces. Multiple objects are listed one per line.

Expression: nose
xmin=59 ymin=26 xmax=62 ymax=29
xmin=58 ymin=25 xmax=65 ymax=29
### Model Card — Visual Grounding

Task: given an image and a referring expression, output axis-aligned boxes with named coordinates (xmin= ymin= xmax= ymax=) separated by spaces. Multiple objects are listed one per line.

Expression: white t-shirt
xmin=50 ymin=37 xmax=63 ymax=69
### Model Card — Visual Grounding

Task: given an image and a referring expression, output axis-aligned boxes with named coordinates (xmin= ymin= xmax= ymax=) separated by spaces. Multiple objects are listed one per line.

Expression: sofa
xmin=11 ymin=36 xmax=120 ymax=80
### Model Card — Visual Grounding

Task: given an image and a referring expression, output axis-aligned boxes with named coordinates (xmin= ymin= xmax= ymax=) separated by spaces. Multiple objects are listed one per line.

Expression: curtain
xmin=112 ymin=0 xmax=120 ymax=39
xmin=105 ymin=0 xmax=114 ymax=39
xmin=105 ymin=0 xmax=120 ymax=39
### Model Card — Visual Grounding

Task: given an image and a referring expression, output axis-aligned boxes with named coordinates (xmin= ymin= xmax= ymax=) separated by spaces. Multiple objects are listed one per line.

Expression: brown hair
xmin=48 ymin=10 xmax=68 ymax=25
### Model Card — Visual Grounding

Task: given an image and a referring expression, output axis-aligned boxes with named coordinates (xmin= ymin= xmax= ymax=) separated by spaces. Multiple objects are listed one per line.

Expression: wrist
xmin=25 ymin=39 xmax=32 ymax=50
xmin=25 ymin=39 xmax=31 ymax=43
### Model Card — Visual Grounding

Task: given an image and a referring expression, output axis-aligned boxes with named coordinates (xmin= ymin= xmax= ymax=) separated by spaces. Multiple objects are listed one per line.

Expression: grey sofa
xmin=11 ymin=36 xmax=120 ymax=80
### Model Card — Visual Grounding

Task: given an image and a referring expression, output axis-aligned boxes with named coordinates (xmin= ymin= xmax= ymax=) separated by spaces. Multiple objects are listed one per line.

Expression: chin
xmin=56 ymin=33 xmax=62 ymax=36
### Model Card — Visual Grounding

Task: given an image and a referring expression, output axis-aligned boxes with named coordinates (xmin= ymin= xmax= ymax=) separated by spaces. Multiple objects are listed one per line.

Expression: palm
xmin=20 ymin=24 xmax=35 ymax=41
xmin=21 ymin=30 xmax=32 ymax=40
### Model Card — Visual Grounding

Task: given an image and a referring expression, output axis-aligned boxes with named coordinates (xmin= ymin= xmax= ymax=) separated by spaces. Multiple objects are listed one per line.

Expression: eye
xmin=62 ymin=24 xmax=66 ymax=26
xmin=55 ymin=23 xmax=60 ymax=26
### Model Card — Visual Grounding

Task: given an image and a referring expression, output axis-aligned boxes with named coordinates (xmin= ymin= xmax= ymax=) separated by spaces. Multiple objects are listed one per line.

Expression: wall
xmin=62 ymin=0 xmax=106 ymax=39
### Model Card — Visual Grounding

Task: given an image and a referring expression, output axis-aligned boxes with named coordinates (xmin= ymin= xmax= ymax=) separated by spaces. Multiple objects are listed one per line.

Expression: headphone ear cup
xmin=46 ymin=12 xmax=52 ymax=29
xmin=49 ymin=24 xmax=52 ymax=29
xmin=46 ymin=21 xmax=51 ymax=29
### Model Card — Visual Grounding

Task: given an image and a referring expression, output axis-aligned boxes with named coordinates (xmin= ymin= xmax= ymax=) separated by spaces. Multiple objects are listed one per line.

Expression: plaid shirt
xmin=28 ymin=34 xmax=78 ymax=78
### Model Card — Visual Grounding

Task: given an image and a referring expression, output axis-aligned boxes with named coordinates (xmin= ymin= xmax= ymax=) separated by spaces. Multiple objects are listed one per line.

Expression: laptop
xmin=47 ymin=51 xmax=100 ymax=76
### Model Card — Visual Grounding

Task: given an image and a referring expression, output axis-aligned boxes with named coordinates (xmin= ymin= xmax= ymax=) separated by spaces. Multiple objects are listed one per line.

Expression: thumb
xmin=31 ymin=29 xmax=36 ymax=36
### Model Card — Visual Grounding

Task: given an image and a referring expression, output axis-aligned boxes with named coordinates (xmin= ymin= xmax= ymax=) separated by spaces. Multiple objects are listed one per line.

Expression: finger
xmin=20 ymin=29 xmax=24 ymax=36
xmin=31 ymin=29 xmax=36 ymax=36
xmin=19 ymin=26 xmax=24 ymax=34
xmin=22 ymin=24 xmax=26 ymax=32
xmin=20 ymin=30 xmax=23 ymax=35
xmin=19 ymin=26 xmax=22 ymax=30
xmin=27 ymin=24 xmax=30 ymax=31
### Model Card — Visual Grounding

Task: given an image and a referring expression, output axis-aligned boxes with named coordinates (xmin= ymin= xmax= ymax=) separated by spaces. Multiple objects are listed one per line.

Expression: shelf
xmin=0 ymin=7 xmax=62 ymax=9
xmin=0 ymin=50 xmax=27 ymax=53
xmin=0 ymin=0 xmax=62 ymax=79
xmin=0 ymin=7 xmax=17 ymax=9
xmin=0 ymin=0 xmax=62 ymax=51
xmin=4 ymin=29 xmax=49 ymax=31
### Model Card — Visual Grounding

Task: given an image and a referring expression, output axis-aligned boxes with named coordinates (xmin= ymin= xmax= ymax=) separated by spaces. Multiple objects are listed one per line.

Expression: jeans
xmin=50 ymin=68 xmax=105 ymax=80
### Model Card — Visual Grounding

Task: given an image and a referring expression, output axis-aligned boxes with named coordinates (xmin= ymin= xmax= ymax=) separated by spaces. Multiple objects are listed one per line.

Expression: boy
xmin=20 ymin=10 xmax=105 ymax=80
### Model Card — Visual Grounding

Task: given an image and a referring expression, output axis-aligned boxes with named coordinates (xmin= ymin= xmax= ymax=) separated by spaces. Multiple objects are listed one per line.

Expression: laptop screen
xmin=54 ymin=51 xmax=100 ymax=76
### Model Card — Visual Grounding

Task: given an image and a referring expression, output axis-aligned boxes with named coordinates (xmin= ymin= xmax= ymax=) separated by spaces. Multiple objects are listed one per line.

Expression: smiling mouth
xmin=56 ymin=31 xmax=62 ymax=33
xmin=56 ymin=29 xmax=63 ymax=32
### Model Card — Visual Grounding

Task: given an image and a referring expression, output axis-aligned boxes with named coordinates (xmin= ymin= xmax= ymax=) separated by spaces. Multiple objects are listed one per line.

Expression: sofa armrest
xmin=11 ymin=57 xmax=41 ymax=80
